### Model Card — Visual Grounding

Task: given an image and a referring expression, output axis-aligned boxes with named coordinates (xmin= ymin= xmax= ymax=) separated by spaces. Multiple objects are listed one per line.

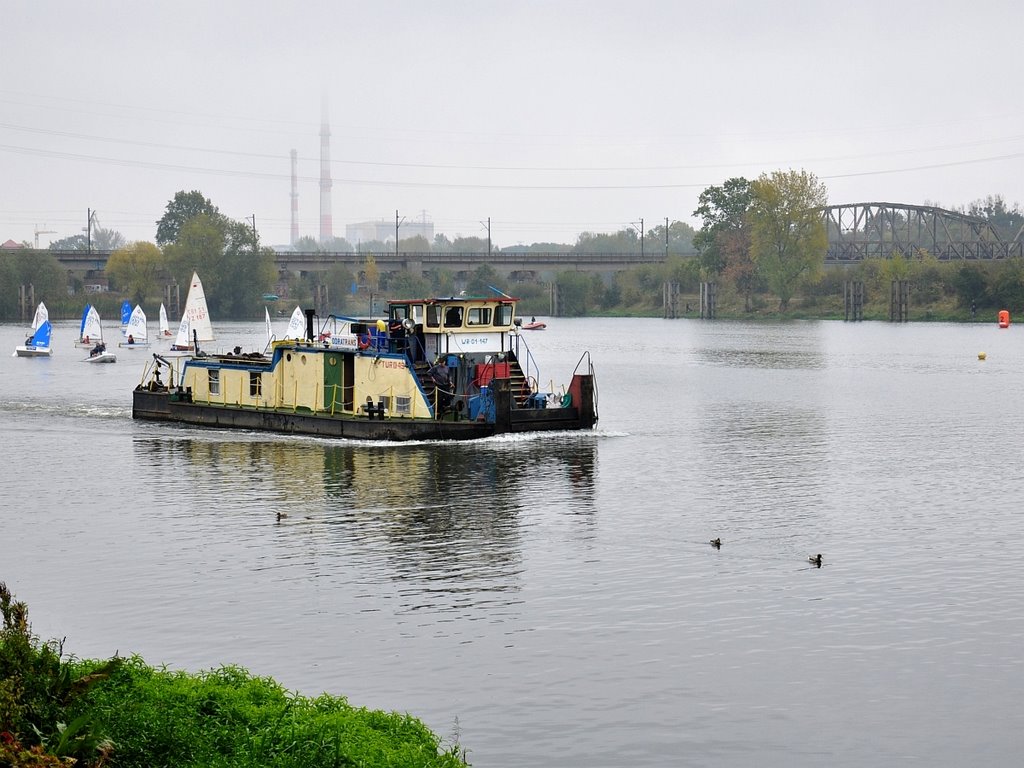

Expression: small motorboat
xmin=523 ymin=317 xmax=547 ymax=330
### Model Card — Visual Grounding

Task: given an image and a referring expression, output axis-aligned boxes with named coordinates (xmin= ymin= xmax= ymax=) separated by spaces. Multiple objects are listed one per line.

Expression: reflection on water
xmin=132 ymin=433 xmax=598 ymax=612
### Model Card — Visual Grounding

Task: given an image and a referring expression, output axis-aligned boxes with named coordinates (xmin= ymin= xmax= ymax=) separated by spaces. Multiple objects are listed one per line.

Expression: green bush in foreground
xmin=1 ymin=583 xmax=468 ymax=767
xmin=69 ymin=659 xmax=467 ymax=768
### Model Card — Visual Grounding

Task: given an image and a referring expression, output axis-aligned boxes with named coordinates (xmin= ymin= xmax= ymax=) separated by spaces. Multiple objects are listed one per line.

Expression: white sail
xmin=284 ymin=306 xmax=305 ymax=339
xmin=31 ymin=302 xmax=49 ymax=330
xmin=265 ymin=307 xmax=273 ymax=346
xmin=82 ymin=306 xmax=103 ymax=343
xmin=173 ymin=314 xmax=191 ymax=349
xmin=180 ymin=272 xmax=215 ymax=342
xmin=125 ymin=305 xmax=148 ymax=342
xmin=159 ymin=303 xmax=171 ymax=335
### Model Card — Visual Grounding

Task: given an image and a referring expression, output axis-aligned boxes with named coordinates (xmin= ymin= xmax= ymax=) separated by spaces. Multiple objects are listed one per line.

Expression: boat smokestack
xmin=304 ymin=308 xmax=315 ymax=342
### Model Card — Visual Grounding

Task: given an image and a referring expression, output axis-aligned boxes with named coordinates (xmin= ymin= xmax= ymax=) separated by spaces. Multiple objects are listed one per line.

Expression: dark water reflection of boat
xmin=133 ymin=434 xmax=597 ymax=605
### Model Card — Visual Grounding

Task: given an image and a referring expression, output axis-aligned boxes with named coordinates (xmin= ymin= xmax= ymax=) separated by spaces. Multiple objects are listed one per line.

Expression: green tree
xmin=215 ymin=220 xmax=278 ymax=317
xmin=555 ymin=271 xmax=605 ymax=316
xmin=466 ymin=264 xmax=501 ymax=296
xmin=0 ymin=250 xmax=66 ymax=320
xmin=387 ymin=269 xmax=432 ymax=298
xmin=399 ymin=234 xmax=431 ymax=252
xmin=156 ymin=190 xmax=221 ymax=246
xmin=693 ymin=177 xmax=752 ymax=277
xmin=106 ymin=242 xmax=164 ymax=305
xmin=748 ymin=170 xmax=829 ymax=310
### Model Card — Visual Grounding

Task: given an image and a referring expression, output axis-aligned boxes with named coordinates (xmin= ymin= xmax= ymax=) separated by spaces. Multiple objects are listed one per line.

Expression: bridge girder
xmin=822 ymin=202 xmax=1021 ymax=261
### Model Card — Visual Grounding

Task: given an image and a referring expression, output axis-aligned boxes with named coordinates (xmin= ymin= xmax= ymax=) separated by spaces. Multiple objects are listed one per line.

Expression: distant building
xmin=346 ymin=219 xmax=434 ymax=247
xmin=2 ymin=239 xmax=24 ymax=249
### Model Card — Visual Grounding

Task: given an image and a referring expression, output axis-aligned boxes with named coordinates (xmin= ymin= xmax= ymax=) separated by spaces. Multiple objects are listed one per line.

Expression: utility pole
xmin=250 ymin=214 xmax=258 ymax=254
xmin=480 ymin=217 xmax=491 ymax=256
xmin=395 ymin=209 xmax=405 ymax=258
xmin=665 ymin=217 xmax=669 ymax=258
xmin=632 ymin=218 xmax=644 ymax=260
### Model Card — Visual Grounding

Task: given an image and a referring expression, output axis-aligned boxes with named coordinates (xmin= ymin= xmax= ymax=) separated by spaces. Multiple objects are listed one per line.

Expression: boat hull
xmin=15 ymin=346 xmax=51 ymax=357
xmin=84 ymin=352 xmax=117 ymax=363
xmin=132 ymin=383 xmax=595 ymax=442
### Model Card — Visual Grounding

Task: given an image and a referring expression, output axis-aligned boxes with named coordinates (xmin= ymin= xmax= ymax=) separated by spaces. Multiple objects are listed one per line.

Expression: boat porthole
xmin=301 ymin=355 xmax=307 ymax=365
xmin=286 ymin=353 xmax=292 ymax=362
xmin=328 ymin=356 xmax=337 ymax=366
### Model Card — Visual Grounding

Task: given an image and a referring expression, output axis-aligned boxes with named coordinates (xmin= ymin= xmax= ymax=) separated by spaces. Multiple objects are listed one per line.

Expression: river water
xmin=2 ymin=317 xmax=1023 ymax=766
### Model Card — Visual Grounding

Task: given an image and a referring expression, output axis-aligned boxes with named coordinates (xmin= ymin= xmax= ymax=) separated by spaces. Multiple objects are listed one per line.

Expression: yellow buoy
xmin=978 ymin=352 xmax=987 ymax=360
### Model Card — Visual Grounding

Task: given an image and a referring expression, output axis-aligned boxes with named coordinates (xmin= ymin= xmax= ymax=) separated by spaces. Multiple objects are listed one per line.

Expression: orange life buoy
xmin=357 ymin=332 xmax=371 ymax=350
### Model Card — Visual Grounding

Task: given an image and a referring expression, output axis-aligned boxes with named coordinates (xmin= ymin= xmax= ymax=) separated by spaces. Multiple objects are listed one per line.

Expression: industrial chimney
xmin=319 ymin=96 xmax=333 ymax=244
xmin=290 ymin=148 xmax=299 ymax=246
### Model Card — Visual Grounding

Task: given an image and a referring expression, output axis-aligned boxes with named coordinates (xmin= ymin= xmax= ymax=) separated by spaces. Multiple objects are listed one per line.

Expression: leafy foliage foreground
xmin=1 ymin=583 xmax=467 ymax=767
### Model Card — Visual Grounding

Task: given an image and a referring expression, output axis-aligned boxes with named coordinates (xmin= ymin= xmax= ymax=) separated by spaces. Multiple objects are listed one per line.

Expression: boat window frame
xmin=467 ymin=307 xmax=492 ymax=326
xmin=426 ymin=305 xmax=441 ymax=328
xmin=249 ymin=371 xmax=262 ymax=398
xmin=495 ymin=303 xmax=514 ymax=327
xmin=208 ymin=368 xmax=220 ymax=395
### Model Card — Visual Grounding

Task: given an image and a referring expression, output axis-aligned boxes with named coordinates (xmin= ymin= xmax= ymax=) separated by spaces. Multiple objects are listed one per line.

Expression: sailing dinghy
xmin=119 ymin=305 xmax=151 ymax=348
xmin=81 ymin=306 xmax=116 ymax=363
xmin=159 ymin=303 xmax=173 ymax=337
xmin=171 ymin=272 xmax=214 ymax=350
xmin=15 ymin=303 xmax=52 ymax=357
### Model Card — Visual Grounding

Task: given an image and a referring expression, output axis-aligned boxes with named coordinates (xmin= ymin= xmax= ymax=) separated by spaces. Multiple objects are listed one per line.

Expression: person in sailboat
xmin=127 ymin=334 xmax=135 ymax=345
xmin=90 ymin=341 xmax=106 ymax=357
xmin=25 ymin=335 xmax=33 ymax=346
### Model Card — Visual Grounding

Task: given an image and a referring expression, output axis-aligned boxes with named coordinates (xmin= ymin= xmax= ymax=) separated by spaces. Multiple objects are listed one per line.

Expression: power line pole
xmin=665 ymin=217 xmax=669 ymax=258
xmin=395 ymin=209 xmax=405 ymax=258
xmin=480 ymin=217 xmax=491 ymax=256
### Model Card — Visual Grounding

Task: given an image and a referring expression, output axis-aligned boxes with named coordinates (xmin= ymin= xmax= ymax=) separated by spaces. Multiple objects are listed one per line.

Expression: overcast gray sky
xmin=3 ymin=0 xmax=1023 ymax=249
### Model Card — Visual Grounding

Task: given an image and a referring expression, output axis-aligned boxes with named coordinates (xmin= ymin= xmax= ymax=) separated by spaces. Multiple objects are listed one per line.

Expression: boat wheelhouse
xmin=133 ymin=295 xmax=597 ymax=441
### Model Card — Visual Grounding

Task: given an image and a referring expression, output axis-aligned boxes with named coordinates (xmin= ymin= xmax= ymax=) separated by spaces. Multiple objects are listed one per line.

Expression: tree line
xmin=3 ymin=179 xmax=1024 ymax=321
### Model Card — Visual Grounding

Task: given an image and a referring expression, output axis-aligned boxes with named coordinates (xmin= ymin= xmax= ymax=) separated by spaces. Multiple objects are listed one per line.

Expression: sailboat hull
xmin=15 ymin=346 xmax=52 ymax=358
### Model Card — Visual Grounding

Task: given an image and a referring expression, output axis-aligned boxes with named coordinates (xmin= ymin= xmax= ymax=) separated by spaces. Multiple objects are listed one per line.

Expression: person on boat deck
xmin=127 ymin=334 xmax=135 ymax=344
xmin=90 ymin=341 xmax=105 ymax=357
xmin=531 ymin=316 xmax=536 ymax=323
xmin=428 ymin=360 xmax=453 ymax=414
xmin=25 ymin=335 xmax=33 ymax=346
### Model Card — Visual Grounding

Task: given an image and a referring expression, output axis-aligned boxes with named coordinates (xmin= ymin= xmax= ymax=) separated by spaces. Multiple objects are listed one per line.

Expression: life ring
xmin=357 ymin=332 xmax=371 ymax=350
xmin=318 ymin=331 xmax=332 ymax=342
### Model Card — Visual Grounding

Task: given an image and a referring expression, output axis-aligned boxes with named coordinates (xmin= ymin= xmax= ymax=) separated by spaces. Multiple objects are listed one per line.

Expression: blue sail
xmin=31 ymin=320 xmax=52 ymax=349
xmin=120 ymin=300 xmax=132 ymax=326
xmin=79 ymin=304 xmax=91 ymax=339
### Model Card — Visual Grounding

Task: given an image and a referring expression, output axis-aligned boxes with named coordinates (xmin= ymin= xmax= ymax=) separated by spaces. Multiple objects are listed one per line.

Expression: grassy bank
xmin=1 ymin=584 xmax=468 ymax=767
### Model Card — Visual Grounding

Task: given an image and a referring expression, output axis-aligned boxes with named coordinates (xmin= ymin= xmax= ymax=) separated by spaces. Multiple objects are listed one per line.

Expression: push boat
xmin=133 ymin=295 xmax=597 ymax=441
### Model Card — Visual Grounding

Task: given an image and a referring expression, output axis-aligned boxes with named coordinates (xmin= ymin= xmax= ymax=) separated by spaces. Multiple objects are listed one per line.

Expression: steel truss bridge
xmin=823 ymin=202 xmax=1023 ymax=262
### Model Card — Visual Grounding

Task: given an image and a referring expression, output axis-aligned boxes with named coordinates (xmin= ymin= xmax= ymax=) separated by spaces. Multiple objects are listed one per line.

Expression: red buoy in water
xmin=998 ymin=309 xmax=1010 ymax=328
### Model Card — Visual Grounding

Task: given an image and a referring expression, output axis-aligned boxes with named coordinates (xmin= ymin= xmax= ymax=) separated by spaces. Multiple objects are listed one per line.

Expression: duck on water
xmin=133 ymin=295 xmax=598 ymax=442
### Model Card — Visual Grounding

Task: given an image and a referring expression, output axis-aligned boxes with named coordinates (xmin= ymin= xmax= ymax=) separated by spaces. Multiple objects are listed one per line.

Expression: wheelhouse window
xmin=390 ymin=304 xmax=410 ymax=321
xmin=249 ymin=371 xmax=262 ymax=397
xmin=495 ymin=303 xmax=514 ymax=326
xmin=467 ymin=307 xmax=492 ymax=326
xmin=208 ymin=369 xmax=220 ymax=395
xmin=426 ymin=305 xmax=441 ymax=328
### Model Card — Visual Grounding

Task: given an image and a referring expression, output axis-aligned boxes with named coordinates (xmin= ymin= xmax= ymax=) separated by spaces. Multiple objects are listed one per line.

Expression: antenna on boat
xmin=488 ymin=284 xmax=512 ymax=299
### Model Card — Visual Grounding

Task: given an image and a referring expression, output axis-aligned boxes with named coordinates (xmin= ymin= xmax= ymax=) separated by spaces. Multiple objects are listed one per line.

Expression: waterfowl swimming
xmin=276 ymin=512 xmax=288 ymax=522
xmin=808 ymin=554 xmax=822 ymax=567
xmin=710 ymin=538 xmax=722 ymax=549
